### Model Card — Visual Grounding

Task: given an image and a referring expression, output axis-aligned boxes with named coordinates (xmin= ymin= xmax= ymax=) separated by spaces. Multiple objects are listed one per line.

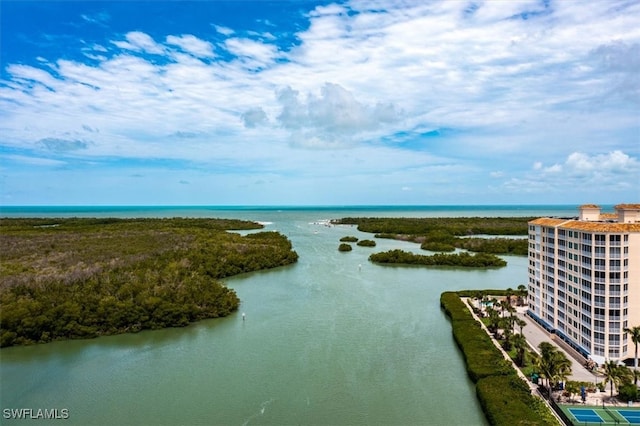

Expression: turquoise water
xmin=0 ymin=206 xmax=575 ymax=425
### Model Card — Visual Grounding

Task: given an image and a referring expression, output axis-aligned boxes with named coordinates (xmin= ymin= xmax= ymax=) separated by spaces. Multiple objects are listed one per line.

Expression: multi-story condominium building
xmin=527 ymin=204 xmax=640 ymax=365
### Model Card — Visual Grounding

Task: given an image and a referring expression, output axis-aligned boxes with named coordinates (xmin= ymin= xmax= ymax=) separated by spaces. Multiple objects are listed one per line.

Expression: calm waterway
xmin=0 ymin=205 xmax=579 ymax=425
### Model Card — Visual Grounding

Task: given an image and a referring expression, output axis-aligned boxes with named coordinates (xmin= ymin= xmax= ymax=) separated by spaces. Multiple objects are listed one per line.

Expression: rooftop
xmin=530 ymin=203 xmax=640 ymax=232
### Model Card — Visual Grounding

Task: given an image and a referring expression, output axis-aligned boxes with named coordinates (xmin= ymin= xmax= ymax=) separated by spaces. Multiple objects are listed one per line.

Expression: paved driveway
xmin=516 ymin=309 xmax=599 ymax=383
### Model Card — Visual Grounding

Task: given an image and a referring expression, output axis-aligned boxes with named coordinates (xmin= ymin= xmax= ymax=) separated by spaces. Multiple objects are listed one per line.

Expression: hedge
xmin=476 ymin=375 xmax=558 ymax=425
xmin=440 ymin=291 xmax=559 ymax=425
xmin=440 ymin=292 xmax=513 ymax=381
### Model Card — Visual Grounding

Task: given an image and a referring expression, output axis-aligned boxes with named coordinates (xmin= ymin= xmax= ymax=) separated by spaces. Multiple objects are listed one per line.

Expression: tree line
xmin=369 ymin=249 xmax=507 ymax=267
xmin=0 ymin=218 xmax=298 ymax=347
xmin=333 ymin=217 xmax=530 ymax=255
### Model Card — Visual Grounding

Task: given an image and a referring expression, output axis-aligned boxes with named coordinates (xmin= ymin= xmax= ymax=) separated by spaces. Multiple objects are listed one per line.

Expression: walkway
xmin=515 ymin=307 xmax=597 ymax=383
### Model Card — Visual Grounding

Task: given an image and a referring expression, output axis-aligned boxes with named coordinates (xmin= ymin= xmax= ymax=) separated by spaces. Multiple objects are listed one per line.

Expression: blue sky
xmin=1 ymin=0 xmax=639 ymax=206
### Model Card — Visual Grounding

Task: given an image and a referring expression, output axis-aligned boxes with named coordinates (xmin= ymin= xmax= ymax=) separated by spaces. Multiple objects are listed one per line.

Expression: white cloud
xmin=166 ymin=35 xmax=215 ymax=58
xmin=223 ymin=37 xmax=279 ymax=68
xmin=242 ymin=107 xmax=269 ymax=128
xmin=1 ymin=0 xmax=639 ymax=204
xmin=565 ymin=150 xmax=639 ymax=175
xmin=112 ymin=31 xmax=165 ymax=55
xmin=274 ymin=83 xmax=401 ymax=147
xmin=500 ymin=151 xmax=640 ymax=197
xmin=214 ymin=25 xmax=234 ymax=36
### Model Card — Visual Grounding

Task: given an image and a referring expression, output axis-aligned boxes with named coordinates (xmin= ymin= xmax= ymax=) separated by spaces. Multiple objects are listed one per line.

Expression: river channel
xmin=0 ymin=206 xmax=576 ymax=425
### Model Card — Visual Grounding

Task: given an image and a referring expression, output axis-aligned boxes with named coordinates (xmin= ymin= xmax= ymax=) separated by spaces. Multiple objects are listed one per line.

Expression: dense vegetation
xmin=356 ymin=239 xmax=376 ymax=247
xmin=339 ymin=236 xmax=358 ymax=242
xmin=338 ymin=243 xmax=352 ymax=252
xmin=0 ymin=218 xmax=299 ymax=347
xmin=370 ymin=249 xmax=507 ymax=267
xmin=334 ymin=216 xmax=532 ymax=235
xmin=333 ymin=217 xmax=530 ymax=255
xmin=440 ymin=292 xmax=559 ymax=425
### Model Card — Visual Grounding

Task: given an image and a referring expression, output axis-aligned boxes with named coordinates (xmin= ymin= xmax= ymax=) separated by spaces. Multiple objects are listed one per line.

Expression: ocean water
xmin=0 ymin=204 xmax=583 ymax=219
xmin=0 ymin=205 xmax=578 ymax=425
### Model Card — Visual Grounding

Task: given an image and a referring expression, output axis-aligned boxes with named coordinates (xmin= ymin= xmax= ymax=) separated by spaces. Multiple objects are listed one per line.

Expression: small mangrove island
xmin=370 ymin=249 xmax=507 ymax=267
xmin=0 ymin=217 xmax=299 ymax=347
xmin=332 ymin=216 xmax=531 ymax=254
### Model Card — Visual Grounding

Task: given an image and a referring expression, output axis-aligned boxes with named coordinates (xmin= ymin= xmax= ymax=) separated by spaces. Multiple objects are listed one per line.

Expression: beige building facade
xmin=527 ymin=204 xmax=640 ymax=365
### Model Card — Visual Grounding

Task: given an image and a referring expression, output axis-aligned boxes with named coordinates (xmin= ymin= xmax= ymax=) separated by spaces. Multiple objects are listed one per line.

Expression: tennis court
xmin=617 ymin=410 xmax=640 ymax=424
xmin=562 ymin=405 xmax=640 ymax=425
xmin=569 ymin=408 xmax=604 ymax=423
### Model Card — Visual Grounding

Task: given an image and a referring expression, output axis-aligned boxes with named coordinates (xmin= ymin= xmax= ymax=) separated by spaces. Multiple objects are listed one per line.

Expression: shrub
xmin=356 ymin=239 xmax=376 ymax=247
xmin=476 ymin=375 xmax=558 ymax=425
xmin=618 ymin=383 xmax=639 ymax=402
xmin=340 ymin=236 xmax=358 ymax=242
xmin=440 ymin=292 xmax=513 ymax=381
xmin=441 ymin=291 xmax=559 ymax=425
xmin=338 ymin=243 xmax=352 ymax=252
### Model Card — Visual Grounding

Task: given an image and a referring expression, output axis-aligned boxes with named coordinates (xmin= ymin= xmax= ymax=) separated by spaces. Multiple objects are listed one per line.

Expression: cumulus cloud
xmin=275 ymin=83 xmax=401 ymax=147
xmin=565 ymin=150 xmax=638 ymax=175
xmin=242 ymin=107 xmax=269 ymax=128
xmin=501 ymin=151 xmax=640 ymax=196
xmin=532 ymin=151 xmax=639 ymax=179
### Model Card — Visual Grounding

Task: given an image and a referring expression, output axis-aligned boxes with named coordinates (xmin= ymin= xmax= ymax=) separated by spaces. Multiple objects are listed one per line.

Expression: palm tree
xmin=601 ymin=360 xmax=632 ymax=398
xmin=512 ymin=333 xmax=528 ymax=367
xmin=515 ymin=317 xmax=527 ymax=335
xmin=487 ymin=307 xmax=500 ymax=335
xmin=536 ymin=342 xmax=572 ymax=397
xmin=517 ymin=284 xmax=527 ymax=306
xmin=505 ymin=287 xmax=514 ymax=306
xmin=602 ymin=361 xmax=618 ymax=398
xmin=553 ymin=353 xmax=572 ymax=389
xmin=623 ymin=325 xmax=640 ymax=374
xmin=500 ymin=317 xmax=514 ymax=351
